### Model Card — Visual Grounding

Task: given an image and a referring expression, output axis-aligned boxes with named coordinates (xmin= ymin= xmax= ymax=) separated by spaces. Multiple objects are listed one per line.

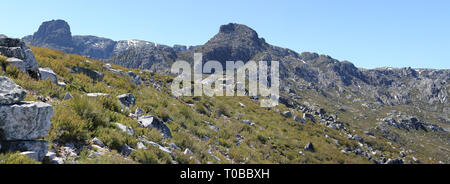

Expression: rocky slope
xmin=0 ymin=38 xmax=54 ymax=162
xmin=15 ymin=20 xmax=450 ymax=164
xmin=24 ymin=20 xmax=448 ymax=110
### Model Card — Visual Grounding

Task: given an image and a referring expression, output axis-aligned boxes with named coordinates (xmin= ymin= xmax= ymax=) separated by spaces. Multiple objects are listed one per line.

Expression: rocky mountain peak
xmin=212 ymin=23 xmax=262 ymax=44
xmin=201 ymin=23 xmax=266 ymax=63
xmin=219 ymin=23 xmax=258 ymax=37
xmin=30 ymin=19 xmax=73 ymax=48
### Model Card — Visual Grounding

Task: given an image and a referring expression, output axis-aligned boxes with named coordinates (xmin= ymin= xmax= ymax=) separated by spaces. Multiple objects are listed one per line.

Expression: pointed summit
xmin=201 ymin=23 xmax=266 ymax=63
xmin=28 ymin=19 xmax=73 ymax=49
xmin=218 ymin=23 xmax=259 ymax=38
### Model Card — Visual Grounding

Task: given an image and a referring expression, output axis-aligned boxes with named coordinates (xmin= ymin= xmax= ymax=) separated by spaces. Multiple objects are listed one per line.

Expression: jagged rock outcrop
xmin=380 ymin=116 xmax=447 ymax=133
xmin=199 ymin=23 xmax=267 ymax=64
xmin=0 ymin=35 xmax=39 ymax=77
xmin=72 ymin=35 xmax=116 ymax=59
xmin=107 ymin=40 xmax=176 ymax=73
xmin=23 ymin=20 xmax=117 ymax=59
xmin=25 ymin=19 xmax=73 ymax=50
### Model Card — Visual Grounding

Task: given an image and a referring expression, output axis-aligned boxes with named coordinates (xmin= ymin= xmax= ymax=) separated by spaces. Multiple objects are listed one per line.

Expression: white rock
xmin=239 ymin=102 xmax=245 ymax=108
xmin=139 ymin=137 xmax=172 ymax=154
xmin=137 ymin=142 xmax=146 ymax=149
xmin=0 ymin=101 xmax=53 ymax=140
xmin=57 ymin=81 xmax=66 ymax=88
xmin=91 ymin=137 xmax=105 ymax=147
xmin=39 ymin=67 xmax=57 ymax=83
xmin=184 ymin=148 xmax=192 ymax=155
xmin=0 ymin=76 xmax=26 ymax=105
xmin=138 ymin=116 xmax=172 ymax=138
xmin=115 ymin=122 xmax=127 ymax=132
xmin=86 ymin=93 xmax=110 ymax=98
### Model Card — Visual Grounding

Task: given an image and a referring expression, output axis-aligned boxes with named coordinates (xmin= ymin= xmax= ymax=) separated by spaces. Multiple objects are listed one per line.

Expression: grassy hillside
xmin=0 ymin=46 xmax=437 ymax=164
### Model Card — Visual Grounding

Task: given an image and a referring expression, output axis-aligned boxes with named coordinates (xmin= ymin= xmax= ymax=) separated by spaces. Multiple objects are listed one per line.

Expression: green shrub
xmin=257 ymin=134 xmax=268 ymax=144
xmin=155 ymin=106 xmax=170 ymax=122
xmin=142 ymin=128 xmax=164 ymax=143
xmin=95 ymin=127 xmax=136 ymax=151
xmin=5 ymin=65 xmax=22 ymax=79
xmin=0 ymin=152 xmax=40 ymax=164
xmin=216 ymin=103 xmax=231 ymax=117
xmin=99 ymin=96 xmax=121 ymax=112
xmin=76 ymin=149 xmax=136 ymax=164
xmin=172 ymin=132 xmax=195 ymax=150
xmin=0 ymin=55 xmax=8 ymax=73
xmin=174 ymin=151 xmax=195 ymax=164
xmin=130 ymin=149 xmax=159 ymax=164
xmin=71 ymin=96 xmax=110 ymax=130
xmin=194 ymin=103 xmax=210 ymax=116
xmin=49 ymin=103 xmax=91 ymax=143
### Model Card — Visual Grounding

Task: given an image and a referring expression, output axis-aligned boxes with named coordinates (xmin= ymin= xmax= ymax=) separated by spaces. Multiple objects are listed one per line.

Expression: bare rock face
xmin=0 ymin=101 xmax=53 ymax=140
xmin=27 ymin=19 xmax=74 ymax=51
xmin=0 ymin=76 xmax=27 ymax=105
xmin=201 ymin=23 xmax=266 ymax=64
xmin=0 ymin=35 xmax=39 ymax=77
xmin=107 ymin=40 xmax=176 ymax=73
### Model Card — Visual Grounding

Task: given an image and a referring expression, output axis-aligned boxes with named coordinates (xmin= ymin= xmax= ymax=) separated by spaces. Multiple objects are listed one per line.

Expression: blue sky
xmin=2 ymin=0 xmax=449 ymax=69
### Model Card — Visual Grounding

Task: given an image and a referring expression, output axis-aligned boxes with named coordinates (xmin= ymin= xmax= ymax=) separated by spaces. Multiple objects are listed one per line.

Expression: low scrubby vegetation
xmin=1 ymin=46 xmax=412 ymax=164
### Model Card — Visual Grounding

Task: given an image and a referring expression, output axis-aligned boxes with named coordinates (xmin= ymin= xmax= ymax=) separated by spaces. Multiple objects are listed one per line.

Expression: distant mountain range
xmin=3 ymin=19 xmax=449 ymax=163
xmin=22 ymin=19 xmax=449 ymax=110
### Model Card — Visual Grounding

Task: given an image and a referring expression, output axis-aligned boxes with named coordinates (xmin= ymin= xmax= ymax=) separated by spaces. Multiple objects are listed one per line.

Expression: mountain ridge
xmin=21 ymin=20 xmax=449 ymax=110
xmin=1 ymin=20 xmax=448 ymax=164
